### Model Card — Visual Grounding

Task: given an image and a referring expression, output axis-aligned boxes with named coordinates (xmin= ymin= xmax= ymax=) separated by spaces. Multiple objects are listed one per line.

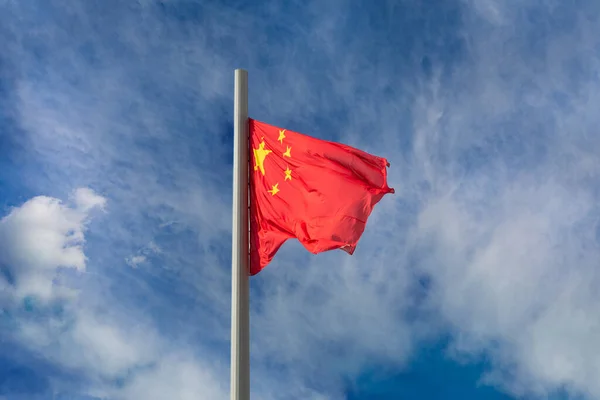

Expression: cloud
xmin=72 ymin=188 xmax=107 ymax=213
xmin=125 ymin=255 xmax=146 ymax=268
xmin=0 ymin=188 xmax=105 ymax=302
xmin=10 ymin=297 xmax=229 ymax=399
xmin=0 ymin=189 xmax=227 ymax=399
xmin=403 ymin=1 xmax=600 ymax=398
xmin=113 ymin=354 xmax=227 ymax=400
xmin=3 ymin=0 xmax=600 ymax=399
xmin=241 ymin=0 xmax=600 ymax=398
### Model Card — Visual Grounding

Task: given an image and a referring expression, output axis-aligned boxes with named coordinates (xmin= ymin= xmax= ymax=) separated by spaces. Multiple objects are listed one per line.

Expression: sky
xmin=1 ymin=0 xmax=600 ymax=399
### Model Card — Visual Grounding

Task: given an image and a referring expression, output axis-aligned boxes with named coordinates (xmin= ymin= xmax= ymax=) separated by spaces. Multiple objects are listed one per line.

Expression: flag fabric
xmin=249 ymin=118 xmax=394 ymax=275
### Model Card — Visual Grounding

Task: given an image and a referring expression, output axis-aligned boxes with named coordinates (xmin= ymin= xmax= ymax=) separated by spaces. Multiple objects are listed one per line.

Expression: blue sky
xmin=1 ymin=0 xmax=600 ymax=399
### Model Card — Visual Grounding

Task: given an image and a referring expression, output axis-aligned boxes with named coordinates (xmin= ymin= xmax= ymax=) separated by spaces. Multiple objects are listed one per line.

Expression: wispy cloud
xmin=0 ymin=189 xmax=228 ymax=399
xmin=2 ymin=0 xmax=600 ymax=399
xmin=405 ymin=1 xmax=600 ymax=398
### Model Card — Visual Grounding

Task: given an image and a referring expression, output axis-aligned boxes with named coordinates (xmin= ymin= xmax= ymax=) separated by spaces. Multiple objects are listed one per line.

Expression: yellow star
xmin=284 ymin=167 xmax=292 ymax=181
xmin=283 ymin=146 xmax=291 ymax=158
xmin=268 ymin=183 xmax=279 ymax=196
xmin=278 ymin=129 xmax=286 ymax=144
xmin=253 ymin=141 xmax=272 ymax=175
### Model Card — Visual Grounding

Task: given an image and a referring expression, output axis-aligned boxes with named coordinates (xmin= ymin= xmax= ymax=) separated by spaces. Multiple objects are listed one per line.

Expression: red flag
xmin=249 ymin=119 xmax=394 ymax=275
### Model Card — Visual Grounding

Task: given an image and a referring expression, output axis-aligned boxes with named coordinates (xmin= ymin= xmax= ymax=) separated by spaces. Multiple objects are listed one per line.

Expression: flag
xmin=249 ymin=119 xmax=394 ymax=275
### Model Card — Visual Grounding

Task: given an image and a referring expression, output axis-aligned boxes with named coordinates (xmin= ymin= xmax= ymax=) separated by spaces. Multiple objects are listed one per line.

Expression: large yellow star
xmin=253 ymin=141 xmax=272 ymax=175
xmin=283 ymin=146 xmax=291 ymax=158
xmin=284 ymin=167 xmax=292 ymax=181
xmin=278 ymin=129 xmax=286 ymax=144
xmin=268 ymin=183 xmax=279 ymax=196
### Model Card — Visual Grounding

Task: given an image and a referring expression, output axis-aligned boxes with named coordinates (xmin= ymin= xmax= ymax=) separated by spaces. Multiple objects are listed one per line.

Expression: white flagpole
xmin=231 ymin=68 xmax=250 ymax=400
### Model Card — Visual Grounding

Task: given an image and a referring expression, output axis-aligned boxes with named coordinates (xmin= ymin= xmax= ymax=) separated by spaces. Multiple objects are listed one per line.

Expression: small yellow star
xmin=283 ymin=146 xmax=291 ymax=158
xmin=284 ymin=167 xmax=292 ymax=181
xmin=278 ymin=129 xmax=286 ymax=144
xmin=268 ymin=183 xmax=279 ymax=196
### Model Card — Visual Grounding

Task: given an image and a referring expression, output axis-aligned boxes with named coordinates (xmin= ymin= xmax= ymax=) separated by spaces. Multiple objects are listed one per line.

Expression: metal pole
xmin=231 ymin=69 xmax=250 ymax=400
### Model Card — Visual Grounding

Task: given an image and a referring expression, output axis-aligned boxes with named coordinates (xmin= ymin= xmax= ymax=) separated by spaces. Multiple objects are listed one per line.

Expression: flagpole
xmin=231 ymin=68 xmax=250 ymax=400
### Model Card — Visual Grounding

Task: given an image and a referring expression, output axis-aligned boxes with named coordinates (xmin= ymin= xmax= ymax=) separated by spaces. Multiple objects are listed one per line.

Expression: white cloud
xmin=15 ymin=307 xmax=158 ymax=377
xmin=3 ymin=0 xmax=600 ymax=399
xmin=252 ymin=251 xmax=414 ymax=386
xmin=404 ymin=2 xmax=600 ymax=397
xmin=126 ymin=240 xmax=162 ymax=268
xmin=0 ymin=188 xmax=105 ymax=302
xmin=0 ymin=190 xmax=227 ymax=399
xmin=114 ymin=354 xmax=228 ymax=400
xmin=126 ymin=255 xmax=146 ymax=268
xmin=72 ymin=187 xmax=107 ymax=213
xmin=417 ymin=179 xmax=600 ymax=398
xmin=11 ymin=298 xmax=229 ymax=399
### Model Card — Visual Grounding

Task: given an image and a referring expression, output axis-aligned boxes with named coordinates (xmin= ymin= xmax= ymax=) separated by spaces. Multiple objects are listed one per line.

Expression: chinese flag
xmin=249 ymin=119 xmax=394 ymax=275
